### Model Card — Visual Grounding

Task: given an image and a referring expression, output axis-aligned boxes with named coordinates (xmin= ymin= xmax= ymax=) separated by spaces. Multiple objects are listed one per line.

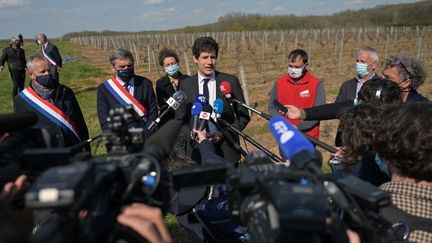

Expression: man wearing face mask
xmin=35 ymin=34 xmax=62 ymax=82
xmin=97 ymin=48 xmax=157 ymax=135
xmin=335 ymin=47 xmax=380 ymax=103
xmin=382 ymin=53 xmax=429 ymax=103
xmin=333 ymin=46 xmax=380 ymax=146
xmin=268 ymin=49 xmax=325 ymax=140
xmin=156 ymin=49 xmax=189 ymax=127
xmin=13 ymin=54 xmax=89 ymax=149
xmin=0 ymin=37 xmax=27 ymax=98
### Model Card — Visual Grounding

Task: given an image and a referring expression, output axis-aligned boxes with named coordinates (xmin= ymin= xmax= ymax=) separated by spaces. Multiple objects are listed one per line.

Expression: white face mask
xmin=37 ymin=40 xmax=43 ymax=45
xmin=288 ymin=67 xmax=304 ymax=79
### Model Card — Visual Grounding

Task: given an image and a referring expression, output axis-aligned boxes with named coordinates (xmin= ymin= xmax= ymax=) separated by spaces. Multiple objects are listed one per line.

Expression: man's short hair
xmin=384 ymin=54 xmax=426 ymax=90
xmin=288 ymin=49 xmax=308 ymax=64
xmin=26 ymin=53 xmax=49 ymax=72
xmin=109 ymin=48 xmax=134 ymax=66
xmin=158 ymin=49 xmax=179 ymax=66
xmin=375 ymin=103 xmax=432 ymax=181
xmin=359 ymin=46 xmax=379 ymax=63
xmin=192 ymin=37 xmax=219 ymax=59
xmin=10 ymin=37 xmax=19 ymax=44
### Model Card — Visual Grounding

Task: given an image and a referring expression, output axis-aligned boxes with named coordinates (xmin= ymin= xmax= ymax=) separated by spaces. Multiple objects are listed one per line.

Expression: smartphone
xmin=272 ymin=99 xmax=288 ymax=115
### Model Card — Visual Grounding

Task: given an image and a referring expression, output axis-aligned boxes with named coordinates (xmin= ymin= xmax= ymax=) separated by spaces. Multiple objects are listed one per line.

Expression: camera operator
xmin=338 ymin=102 xmax=432 ymax=241
xmin=373 ymin=103 xmax=432 ymax=242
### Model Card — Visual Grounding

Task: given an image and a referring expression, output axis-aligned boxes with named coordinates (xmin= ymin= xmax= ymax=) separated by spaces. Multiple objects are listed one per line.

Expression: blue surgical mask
xmin=117 ymin=68 xmax=134 ymax=82
xmin=35 ymin=73 xmax=55 ymax=89
xmin=374 ymin=153 xmax=390 ymax=177
xmin=165 ymin=63 xmax=179 ymax=76
xmin=355 ymin=62 xmax=369 ymax=78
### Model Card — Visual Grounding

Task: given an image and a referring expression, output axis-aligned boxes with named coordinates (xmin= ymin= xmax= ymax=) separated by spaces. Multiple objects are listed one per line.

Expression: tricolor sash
xmin=103 ymin=77 xmax=148 ymax=117
xmin=18 ymin=87 xmax=81 ymax=141
xmin=41 ymin=45 xmax=57 ymax=66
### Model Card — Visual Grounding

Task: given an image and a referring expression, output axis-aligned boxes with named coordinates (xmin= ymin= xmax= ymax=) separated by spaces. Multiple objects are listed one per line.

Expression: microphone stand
xmin=217 ymin=118 xmax=284 ymax=162
xmin=209 ymin=118 xmax=247 ymax=157
xmin=230 ymin=99 xmax=337 ymax=154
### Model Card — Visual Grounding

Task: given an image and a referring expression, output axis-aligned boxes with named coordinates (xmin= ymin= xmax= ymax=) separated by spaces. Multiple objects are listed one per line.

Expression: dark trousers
xmin=9 ymin=70 xmax=26 ymax=97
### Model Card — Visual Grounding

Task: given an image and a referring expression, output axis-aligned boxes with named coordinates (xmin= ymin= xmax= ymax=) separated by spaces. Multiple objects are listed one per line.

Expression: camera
xmin=23 ymin=105 xmax=177 ymax=243
xmin=172 ymin=150 xmax=399 ymax=243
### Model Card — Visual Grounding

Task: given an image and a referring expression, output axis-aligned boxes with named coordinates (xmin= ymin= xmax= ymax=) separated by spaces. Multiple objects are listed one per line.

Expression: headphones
xmin=375 ymin=79 xmax=385 ymax=100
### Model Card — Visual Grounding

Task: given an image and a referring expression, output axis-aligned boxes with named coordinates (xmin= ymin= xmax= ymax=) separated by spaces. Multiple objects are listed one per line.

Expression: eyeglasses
xmin=397 ymin=59 xmax=415 ymax=80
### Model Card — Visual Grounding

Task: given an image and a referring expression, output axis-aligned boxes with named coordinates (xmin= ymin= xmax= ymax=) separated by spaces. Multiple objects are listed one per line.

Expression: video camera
xmin=172 ymin=116 xmax=401 ymax=243
xmin=22 ymin=105 xmax=179 ymax=243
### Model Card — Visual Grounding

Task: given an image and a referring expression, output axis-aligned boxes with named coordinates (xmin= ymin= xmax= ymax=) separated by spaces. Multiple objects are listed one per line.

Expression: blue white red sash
xmin=103 ymin=77 xmax=148 ymax=117
xmin=18 ymin=86 xmax=81 ymax=140
xmin=41 ymin=45 xmax=57 ymax=66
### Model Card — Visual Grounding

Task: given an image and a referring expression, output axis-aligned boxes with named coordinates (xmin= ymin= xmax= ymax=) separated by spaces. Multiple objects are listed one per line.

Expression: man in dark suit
xmin=35 ymin=33 xmax=62 ymax=81
xmin=175 ymin=36 xmax=250 ymax=165
xmin=0 ymin=37 xmax=26 ymax=97
xmin=13 ymin=54 xmax=89 ymax=149
xmin=335 ymin=46 xmax=380 ymax=103
xmin=334 ymin=46 xmax=380 ymax=146
xmin=97 ymin=48 xmax=157 ymax=137
xmin=156 ymin=48 xmax=189 ymax=127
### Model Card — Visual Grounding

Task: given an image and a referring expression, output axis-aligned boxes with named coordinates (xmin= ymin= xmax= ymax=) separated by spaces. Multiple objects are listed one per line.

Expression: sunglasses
xmin=397 ymin=59 xmax=415 ymax=80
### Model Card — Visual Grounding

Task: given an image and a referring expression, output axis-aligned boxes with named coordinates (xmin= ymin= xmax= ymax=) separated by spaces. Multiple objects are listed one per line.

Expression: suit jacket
xmin=42 ymin=42 xmax=62 ymax=68
xmin=175 ymin=71 xmax=250 ymax=164
xmin=13 ymin=84 xmax=89 ymax=148
xmin=97 ymin=75 xmax=158 ymax=131
xmin=155 ymin=72 xmax=189 ymax=126
xmin=335 ymin=73 xmax=381 ymax=103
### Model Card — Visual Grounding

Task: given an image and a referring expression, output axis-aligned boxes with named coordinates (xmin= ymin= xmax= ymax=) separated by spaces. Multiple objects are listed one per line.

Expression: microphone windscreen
xmin=173 ymin=90 xmax=187 ymax=103
xmin=269 ymin=115 xmax=315 ymax=161
xmin=144 ymin=119 xmax=183 ymax=157
xmin=213 ymin=99 xmax=224 ymax=115
xmin=219 ymin=81 xmax=232 ymax=95
xmin=191 ymin=102 xmax=203 ymax=116
xmin=0 ymin=112 xmax=38 ymax=133
xmin=194 ymin=94 xmax=208 ymax=105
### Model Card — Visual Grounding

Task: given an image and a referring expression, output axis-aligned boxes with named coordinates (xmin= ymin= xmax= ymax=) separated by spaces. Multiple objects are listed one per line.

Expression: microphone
xmin=191 ymin=102 xmax=203 ymax=131
xmin=194 ymin=94 xmax=208 ymax=105
xmin=147 ymin=90 xmax=187 ymax=131
xmin=0 ymin=112 xmax=38 ymax=133
xmin=269 ymin=115 xmax=321 ymax=170
xmin=219 ymin=81 xmax=272 ymax=120
xmin=198 ymin=104 xmax=212 ymax=131
xmin=213 ymin=99 xmax=224 ymax=118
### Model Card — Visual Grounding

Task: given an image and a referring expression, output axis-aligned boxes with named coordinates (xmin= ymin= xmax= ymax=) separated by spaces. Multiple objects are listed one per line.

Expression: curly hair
xmin=158 ymin=48 xmax=179 ymax=67
xmin=374 ymin=103 xmax=432 ymax=181
xmin=339 ymin=102 xmax=386 ymax=164
xmin=357 ymin=78 xmax=402 ymax=104
xmin=384 ymin=54 xmax=427 ymax=90
xmin=192 ymin=36 xmax=219 ymax=59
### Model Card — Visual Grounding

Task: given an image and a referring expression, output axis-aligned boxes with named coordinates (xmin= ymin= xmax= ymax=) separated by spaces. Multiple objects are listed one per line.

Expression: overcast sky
xmin=0 ymin=0 xmax=421 ymax=39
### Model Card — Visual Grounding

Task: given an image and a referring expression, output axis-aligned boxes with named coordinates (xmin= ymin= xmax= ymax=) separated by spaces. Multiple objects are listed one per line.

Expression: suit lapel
xmin=215 ymin=71 xmax=223 ymax=100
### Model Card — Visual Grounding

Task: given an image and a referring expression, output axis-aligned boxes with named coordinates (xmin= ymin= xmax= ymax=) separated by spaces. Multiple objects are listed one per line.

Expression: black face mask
xmin=16 ymin=43 xmax=21 ymax=48
xmin=117 ymin=68 xmax=134 ymax=82
xmin=36 ymin=73 xmax=56 ymax=89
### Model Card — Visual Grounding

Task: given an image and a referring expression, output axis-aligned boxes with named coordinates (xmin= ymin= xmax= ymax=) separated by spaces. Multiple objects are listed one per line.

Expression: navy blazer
xmin=175 ymin=71 xmax=250 ymax=164
xmin=42 ymin=42 xmax=62 ymax=68
xmin=96 ymin=75 xmax=158 ymax=131
xmin=335 ymin=73 xmax=381 ymax=103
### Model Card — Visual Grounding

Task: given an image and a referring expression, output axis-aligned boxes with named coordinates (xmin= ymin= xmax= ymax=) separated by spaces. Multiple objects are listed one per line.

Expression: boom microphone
xmin=198 ymin=104 xmax=212 ymax=131
xmin=147 ymin=90 xmax=187 ymax=131
xmin=213 ymin=99 xmax=224 ymax=118
xmin=191 ymin=102 xmax=203 ymax=132
xmin=220 ymin=81 xmax=271 ymax=120
xmin=0 ymin=112 xmax=38 ymax=133
xmin=194 ymin=94 xmax=208 ymax=105
xmin=269 ymin=116 xmax=320 ymax=170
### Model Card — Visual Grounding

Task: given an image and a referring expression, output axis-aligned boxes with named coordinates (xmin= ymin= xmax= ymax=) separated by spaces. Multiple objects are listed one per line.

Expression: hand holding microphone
xmin=147 ymin=90 xmax=186 ymax=131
